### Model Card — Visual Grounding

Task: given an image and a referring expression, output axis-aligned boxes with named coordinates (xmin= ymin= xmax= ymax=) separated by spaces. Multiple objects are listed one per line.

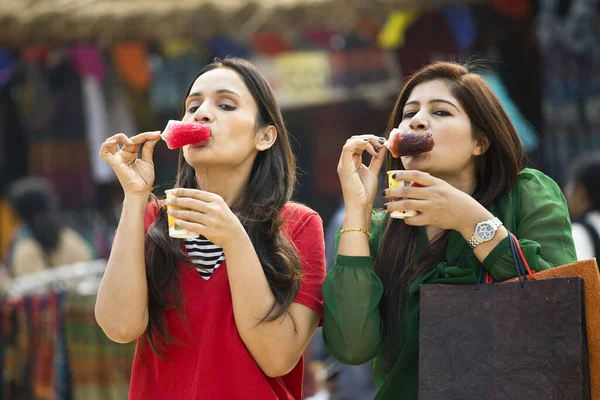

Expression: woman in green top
xmin=322 ymin=61 xmax=576 ymax=399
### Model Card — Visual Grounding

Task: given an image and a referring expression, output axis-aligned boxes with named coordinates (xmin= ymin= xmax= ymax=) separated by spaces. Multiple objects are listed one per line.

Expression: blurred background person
xmin=564 ymin=153 xmax=600 ymax=261
xmin=6 ymin=177 xmax=93 ymax=277
xmin=0 ymin=262 xmax=11 ymax=295
xmin=305 ymin=358 xmax=342 ymax=400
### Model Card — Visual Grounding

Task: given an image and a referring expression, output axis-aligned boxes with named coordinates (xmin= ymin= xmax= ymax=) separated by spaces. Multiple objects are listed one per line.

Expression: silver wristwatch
xmin=468 ymin=217 xmax=503 ymax=249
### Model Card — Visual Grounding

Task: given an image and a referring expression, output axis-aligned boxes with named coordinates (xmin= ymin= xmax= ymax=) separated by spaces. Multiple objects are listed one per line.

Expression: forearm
xmin=225 ymin=232 xmax=306 ymax=376
xmin=337 ymin=206 xmax=372 ymax=257
xmin=95 ymin=196 xmax=149 ymax=342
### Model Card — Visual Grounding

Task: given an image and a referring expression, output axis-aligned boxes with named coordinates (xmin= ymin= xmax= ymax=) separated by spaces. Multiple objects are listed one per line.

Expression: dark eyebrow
xmin=405 ymin=99 xmax=460 ymax=112
xmin=187 ymin=89 xmax=241 ymax=99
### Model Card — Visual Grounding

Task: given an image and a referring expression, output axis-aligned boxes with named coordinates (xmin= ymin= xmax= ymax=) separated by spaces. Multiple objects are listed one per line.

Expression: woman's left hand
xmin=166 ymin=188 xmax=246 ymax=250
xmin=383 ymin=170 xmax=493 ymax=233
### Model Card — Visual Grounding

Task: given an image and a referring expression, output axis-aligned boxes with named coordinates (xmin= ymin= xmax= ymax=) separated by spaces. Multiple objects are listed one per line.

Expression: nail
xmin=379 ymin=137 xmax=386 ymax=144
xmin=392 ymin=173 xmax=396 ymax=179
xmin=382 ymin=190 xmax=387 ymax=197
xmin=363 ymin=138 xmax=369 ymax=141
xmin=383 ymin=203 xmax=388 ymax=210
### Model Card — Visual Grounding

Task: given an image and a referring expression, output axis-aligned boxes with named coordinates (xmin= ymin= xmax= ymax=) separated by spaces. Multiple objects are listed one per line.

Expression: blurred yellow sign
xmin=252 ymin=49 xmax=400 ymax=109
xmin=273 ymin=51 xmax=332 ymax=107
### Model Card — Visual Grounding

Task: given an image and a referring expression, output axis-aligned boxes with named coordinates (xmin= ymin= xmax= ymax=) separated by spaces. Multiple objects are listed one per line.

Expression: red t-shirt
xmin=128 ymin=202 xmax=326 ymax=399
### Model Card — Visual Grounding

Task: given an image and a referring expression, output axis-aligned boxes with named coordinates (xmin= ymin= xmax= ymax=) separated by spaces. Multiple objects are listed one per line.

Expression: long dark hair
xmin=143 ymin=58 xmax=302 ymax=356
xmin=374 ymin=61 xmax=526 ymax=363
xmin=8 ymin=177 xmax=64 ymax=263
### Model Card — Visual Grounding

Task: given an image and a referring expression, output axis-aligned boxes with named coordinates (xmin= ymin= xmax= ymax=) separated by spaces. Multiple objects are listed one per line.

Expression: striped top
xmin=184 ymin=236 xmax=225 ymax=280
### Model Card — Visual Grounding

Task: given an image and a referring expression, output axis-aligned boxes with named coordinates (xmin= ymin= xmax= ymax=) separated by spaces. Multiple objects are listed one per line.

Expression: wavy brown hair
xmin=374 ymin=61 xmax=526 ymax=365
xmin=143 ymin=58 xmax=302 ymax=356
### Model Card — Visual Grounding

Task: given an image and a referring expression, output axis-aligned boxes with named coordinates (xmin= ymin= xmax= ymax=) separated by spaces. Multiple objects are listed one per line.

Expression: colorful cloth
xmin=1 ymin=288 xmax=131 ymax=400
xmin=69 ymin=46 xmax=106 ymax=81
xmin=377 ymin=10 xmax=421 ymax=50
xmin=19 ymin=60 xmax=96 ymax=209
xmin=64 ymin=293 xmax=135 ymax=400
xmin=439 ymin=5 xmax=476 ymax=53
xmin=111 ymin=43 xmax=151 ymax=90
xmin=2 ymin=297 xmax=38 ymax=399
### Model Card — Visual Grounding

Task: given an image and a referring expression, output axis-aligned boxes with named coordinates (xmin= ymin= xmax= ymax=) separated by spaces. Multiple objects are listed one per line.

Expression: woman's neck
xmin=436 ymin=168 xmax=478 ymax=195
xmin=194 ymin=164 xmax=252 ymax=206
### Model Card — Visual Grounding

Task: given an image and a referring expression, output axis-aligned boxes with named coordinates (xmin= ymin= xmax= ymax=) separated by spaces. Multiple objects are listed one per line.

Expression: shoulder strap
xmin=578 ymin=218 xmax=600 ymax=259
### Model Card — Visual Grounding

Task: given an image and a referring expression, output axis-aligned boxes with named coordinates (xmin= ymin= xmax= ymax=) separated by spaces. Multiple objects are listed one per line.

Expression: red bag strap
xmin=481 ymin=232 xmax=535 ymax=284
xmin=510 ymin=233 xmax=536 ymax=279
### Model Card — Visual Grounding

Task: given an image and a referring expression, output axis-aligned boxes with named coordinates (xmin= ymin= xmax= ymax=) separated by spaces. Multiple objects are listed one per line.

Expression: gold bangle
xmin=340 ymin=227 xmax=371 ymax=237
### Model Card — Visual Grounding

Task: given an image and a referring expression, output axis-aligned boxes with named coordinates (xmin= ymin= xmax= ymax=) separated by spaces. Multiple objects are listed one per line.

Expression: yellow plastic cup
xmin=387 ymin=171 xmax=418 ymax=219
xmin=166 ymin=191 xmax=200 ymax=239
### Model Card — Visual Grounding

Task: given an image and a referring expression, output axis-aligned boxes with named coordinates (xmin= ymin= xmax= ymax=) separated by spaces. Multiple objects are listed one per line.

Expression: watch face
xmin=476 ymin=222 xmax=495 ymax=241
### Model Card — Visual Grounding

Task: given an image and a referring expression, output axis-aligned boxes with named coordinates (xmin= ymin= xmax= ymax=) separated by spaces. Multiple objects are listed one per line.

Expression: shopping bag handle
xmin=508 ymin=232 xmax=536 ymax=279
xmin=478 ymin=232 xmax=536 ymax=286
xmin=508 ymin=233 xmax=528 ymax=283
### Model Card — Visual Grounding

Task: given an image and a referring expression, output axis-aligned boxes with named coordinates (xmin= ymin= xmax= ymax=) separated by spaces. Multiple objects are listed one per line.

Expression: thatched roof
xmin=0 ymin=0 xmax=487 ymax=46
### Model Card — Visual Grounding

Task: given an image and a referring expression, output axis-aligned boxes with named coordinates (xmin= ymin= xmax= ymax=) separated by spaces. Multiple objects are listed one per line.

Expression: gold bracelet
xmin=340 ymin=227 xmax=371 ymax=237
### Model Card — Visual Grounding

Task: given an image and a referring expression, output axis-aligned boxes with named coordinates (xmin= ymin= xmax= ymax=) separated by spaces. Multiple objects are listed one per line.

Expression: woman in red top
xmin=95 ymin=58 xmax=326 ymax=399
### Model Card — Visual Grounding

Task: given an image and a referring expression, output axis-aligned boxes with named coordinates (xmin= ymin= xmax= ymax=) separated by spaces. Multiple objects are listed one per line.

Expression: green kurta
xmin=322 ymin=168 xmax=577 ymax=400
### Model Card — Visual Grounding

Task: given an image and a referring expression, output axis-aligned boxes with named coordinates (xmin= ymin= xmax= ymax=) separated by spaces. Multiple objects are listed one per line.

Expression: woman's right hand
xmin=99 ymin=131 xmax=162 ymax=198
xmin=337 ymin=135 xmax=387 ymax=211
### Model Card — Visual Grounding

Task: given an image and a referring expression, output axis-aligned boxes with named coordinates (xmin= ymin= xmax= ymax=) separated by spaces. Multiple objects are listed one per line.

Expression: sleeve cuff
xmin=481 ymin=236 xmax=512 ymax=272
xmin=293 ymin=295 xmax=324 ymax=327
xmin=334 ymin=254 xmax=375 ymax=269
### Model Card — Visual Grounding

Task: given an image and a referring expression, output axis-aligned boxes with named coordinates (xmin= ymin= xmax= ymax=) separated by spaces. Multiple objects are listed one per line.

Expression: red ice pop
xmin=386 ymin=129 xmax=434 ymax=158
xmin=161 ymin=120 xmax=212 ymax=150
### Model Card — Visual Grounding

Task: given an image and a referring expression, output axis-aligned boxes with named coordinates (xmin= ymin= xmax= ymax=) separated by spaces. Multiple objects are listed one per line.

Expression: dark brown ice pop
xmin=386 ymin=129 xmax=435 ymax=158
